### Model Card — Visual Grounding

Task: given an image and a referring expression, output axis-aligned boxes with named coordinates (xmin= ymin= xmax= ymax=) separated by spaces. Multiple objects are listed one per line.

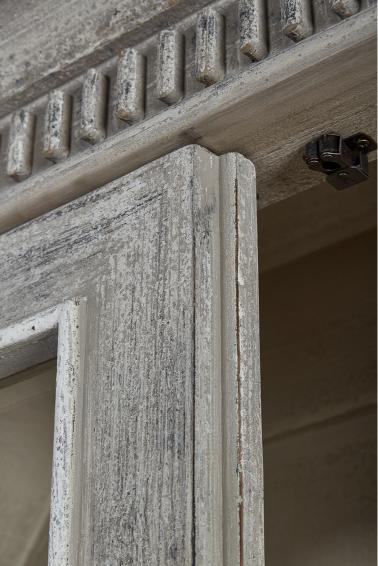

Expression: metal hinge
xmin=303 ymin=132 xmax=377 ymax=190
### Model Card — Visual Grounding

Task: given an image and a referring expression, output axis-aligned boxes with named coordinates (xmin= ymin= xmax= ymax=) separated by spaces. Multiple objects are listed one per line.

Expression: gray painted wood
xmin=42 ymin=90 xmax=72 ymax=162
xmin=239 ymin=0 xmax=268 ymax=61
xmin=195 ymin=7 xmax=225 ymax=85
xmin=281 ymin=0 xmax=313 ymax=41
xmin=115 ymin=48 xmax=146 ymax=123
xmin=6 ymin=110 xmax=36 ymax=181
xmin=157 ymin=29 xmax=185 ymax=105
xmin=1 ymin=0 xmax=369 ymax=198
xmin=0 ymin=145 xmax=263 ymax=565
xmin=219 ymin=154 xmax=264 ymax=565
xmin=0 ymin=300 xmax=86 ymax=566
xmin=79 ymin=69 xmax=108 ymax=145
xmin=0 ymin=7 xmax=375 ymax=233
xmin=192 ymin=151 xmax=223 ymax=565
xmin=1 ymin=0 xmax=374 ymax=122
xmin=0 ymin=0 xmax=215 ymax=118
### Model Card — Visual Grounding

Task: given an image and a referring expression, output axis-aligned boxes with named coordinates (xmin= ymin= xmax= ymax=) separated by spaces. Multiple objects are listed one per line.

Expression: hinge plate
xmin=303 ymin=132 xmax=377 ymax=190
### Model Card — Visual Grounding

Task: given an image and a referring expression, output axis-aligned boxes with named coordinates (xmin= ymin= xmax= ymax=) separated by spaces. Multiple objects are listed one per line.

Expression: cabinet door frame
xmin=0 ymin=300 xmax=86 ymax=565
xmin=0 ymin=145 xmax=263 ymax=565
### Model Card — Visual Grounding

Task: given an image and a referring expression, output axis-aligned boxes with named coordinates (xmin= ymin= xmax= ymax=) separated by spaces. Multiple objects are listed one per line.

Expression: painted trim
xmin=0 ymin=299 xmax=86 ymax=566
xmin=0 ymin=8 xmax=375 ymax=234
xmin=0 ymin=0 xmax=366 ymax=180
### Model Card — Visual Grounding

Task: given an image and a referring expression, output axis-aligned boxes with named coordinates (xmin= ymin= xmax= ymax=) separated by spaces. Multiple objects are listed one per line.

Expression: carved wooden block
xmin=42 ymin=90 xmax=72 ymax=162
xmin=79 ymin=69 xmax=108 ymax=144
xmin=239 ymin=0 xmax=268 ymax=61
xmin=195 ymin=8 xmax=225 ymax=85
xmin=281 ymin=0 xmax=313 ymax=41
xmin=157 ymin=29 xmax=185 ymax=105
xmin=6 ymin=110 xmax=35 ymax=181
xmin=115 ymin=48 xmax=146 ymax=123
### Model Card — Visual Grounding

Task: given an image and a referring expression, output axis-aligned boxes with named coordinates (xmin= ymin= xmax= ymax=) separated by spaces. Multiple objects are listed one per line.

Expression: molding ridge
xmin=0 ymin=0 xmax=374 ymax=190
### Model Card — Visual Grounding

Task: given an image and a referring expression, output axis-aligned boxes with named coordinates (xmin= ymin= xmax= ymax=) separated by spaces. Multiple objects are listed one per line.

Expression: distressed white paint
xmin=219 ymin=154 xmax=264 ymax=565
xmin=79 ymin=69 xmax=108 ymax=144
xmin=42 ymin=90 xmax=72 ymax=162
xmin=49 ymin=300 xmax=86 ymax=566
xmin=0 ymin=0 xmax=215 ymax=119
xmin=239 ymin=0 xmax=268 ymax=61
xmin=0 ymin=8 xmax=375 ymax=233
xmin=0 ymin=306 xmax=60 ymax=359
xmin=2 ymin=0 xmax=369 ymax=194
xmin=0 ymin=299 xmax=86 ymax=566
xmin=0 ymin=146 xmax=263 ymax=564
xmin=195 ymin=7 xmax=225 ymax=85
xmin=192 ymin=149 xmax=223 ymax=565
xmin=6 ymin=110 xmax=35 ymax=181
xmin=281 ymin=0 xmax=313 ymax=41
xmin=115 ymin=48 xmax=145 ymax=123
xmin=157 ymin=29 xmax=184 ymax=105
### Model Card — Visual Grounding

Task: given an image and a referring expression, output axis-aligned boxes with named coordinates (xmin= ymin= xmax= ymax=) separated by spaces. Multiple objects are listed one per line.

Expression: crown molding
xmin=0 ymin=0 xmax=217 ymax=119
xmin=0 ymin=4 xmax=376 ymax=232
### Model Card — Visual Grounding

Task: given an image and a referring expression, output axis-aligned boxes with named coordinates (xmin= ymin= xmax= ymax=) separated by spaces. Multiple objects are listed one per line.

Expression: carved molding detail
xmin=0 ymin=0 xmax=370 ymax=187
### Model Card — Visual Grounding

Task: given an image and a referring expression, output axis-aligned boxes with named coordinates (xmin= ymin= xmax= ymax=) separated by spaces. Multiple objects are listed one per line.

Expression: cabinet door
xmin=0 ymin=145 xmax=263 ymax=566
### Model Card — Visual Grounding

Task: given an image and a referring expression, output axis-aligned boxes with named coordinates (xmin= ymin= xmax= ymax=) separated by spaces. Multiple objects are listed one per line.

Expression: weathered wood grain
xmin=157 ymin=29 xmax=185 ymax=105
xmin=79 ymin=69 xmax=108 ymax=144
xmin=42 ymin=90 xmax=72 ymax=162
xmin=0 ymin=0 xmax=216 ymax=119
xmin=239 ymin=0 xmax=268 ymax=61
xmin=195 ymin=7 xmax=225 ymax=85
xmin=0 ymin=8 xmax=375 ymax=233
xmin=6 ymin=110 xmax=35 ymax=181
xmin=0 ymin=146 xmax=263 ymax=564
xmin=281 ymin=0 xmax=313 ymax=41
xmin=219 ymin=154 xmax=264 ymax=565
xmin=0 ymin=300 xmax=86 ymax=566
xmin=0 ymin=306 xmax=59 ymax=379
xmin=115 ymin=49 xmax=146 ymax=123
xmin=192 ymin=150 xmax=223 ymax=565
xmin=1 ymin=0 xmax=370 ymax=196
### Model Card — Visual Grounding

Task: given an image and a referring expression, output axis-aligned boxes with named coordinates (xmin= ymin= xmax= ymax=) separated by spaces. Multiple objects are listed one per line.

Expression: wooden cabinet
xmin=0 ymin=1 xmax=375 ymax=564
xmin=0 ymin=147 xmax=263 ymax=565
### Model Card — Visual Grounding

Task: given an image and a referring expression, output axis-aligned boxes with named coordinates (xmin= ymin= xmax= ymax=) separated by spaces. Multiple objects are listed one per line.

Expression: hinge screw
xmin=303 ymin=132 xmax=376 ymax=190
xmin=356 ymin=138 xmax=370 ymax=152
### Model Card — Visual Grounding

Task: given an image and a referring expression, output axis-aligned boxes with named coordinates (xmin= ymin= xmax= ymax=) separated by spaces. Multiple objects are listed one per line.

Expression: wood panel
xmin=0 ymin=8 xmax=376 ymax=233
xmin=0 ymin=146 xmax=263 ymax=565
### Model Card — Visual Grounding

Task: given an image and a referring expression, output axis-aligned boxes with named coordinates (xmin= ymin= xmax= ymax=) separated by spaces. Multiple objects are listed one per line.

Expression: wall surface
xmin=0 ymin=360 xmax=56 ymax=566
xmin=260 ymin=230 xmax=376 ymax=566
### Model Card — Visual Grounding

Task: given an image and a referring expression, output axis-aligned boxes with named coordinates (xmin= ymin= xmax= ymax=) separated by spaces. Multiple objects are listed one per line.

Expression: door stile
xmin=219 ymin=154 xmax=264 ymax=566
